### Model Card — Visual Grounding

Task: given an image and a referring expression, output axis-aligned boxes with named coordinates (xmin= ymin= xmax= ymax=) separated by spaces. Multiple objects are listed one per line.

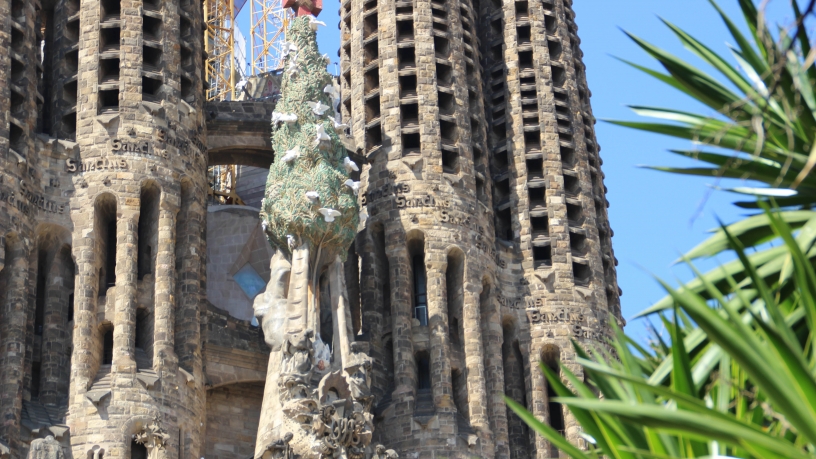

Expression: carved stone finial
xmin=133 ymin=416 xmax=169 ymax=455
xmin=27 ymin=435 xmax=64 ymax=459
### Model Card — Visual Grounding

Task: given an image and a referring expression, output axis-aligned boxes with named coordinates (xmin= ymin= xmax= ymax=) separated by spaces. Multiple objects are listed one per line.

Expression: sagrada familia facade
xmin=0 ymin=0 xmax=622 ymax=457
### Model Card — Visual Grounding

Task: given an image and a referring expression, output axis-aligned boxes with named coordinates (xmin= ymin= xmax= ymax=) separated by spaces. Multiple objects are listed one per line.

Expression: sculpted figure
xmin=28 ymin=436 xmax=64 ymax=459
xmin=263 ymin=432 xmax=295 ymax=459
xmin=253 ymin=250 xmax=292 ymax=350
xmin=280 ymin=329 xmax=315 ymax=390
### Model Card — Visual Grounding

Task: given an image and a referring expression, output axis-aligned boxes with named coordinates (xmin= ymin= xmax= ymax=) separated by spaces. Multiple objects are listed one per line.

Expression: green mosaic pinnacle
xmin=260 ymin=17 xmax=358 ymax=258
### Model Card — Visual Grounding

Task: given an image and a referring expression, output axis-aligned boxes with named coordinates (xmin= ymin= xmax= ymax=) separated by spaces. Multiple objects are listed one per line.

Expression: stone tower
xmin=341 ymin=0 xmax=621 ymax=456
xmin=59 ymin=0 xmax=209 ymax=457
xmin=0 ymin=0 xmax=620 ymax=456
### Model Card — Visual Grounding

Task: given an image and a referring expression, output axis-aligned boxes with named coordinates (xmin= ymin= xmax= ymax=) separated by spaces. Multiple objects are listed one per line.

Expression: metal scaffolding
xmin=204 ymin=0 xmax=238 ymax=100
xmin=250 ymin=0 xmax=291 ymax=74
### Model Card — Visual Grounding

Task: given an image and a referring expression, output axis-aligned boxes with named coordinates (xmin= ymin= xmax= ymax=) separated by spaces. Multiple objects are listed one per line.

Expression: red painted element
xmin=283 ymin=0 xmax=322 ymax=16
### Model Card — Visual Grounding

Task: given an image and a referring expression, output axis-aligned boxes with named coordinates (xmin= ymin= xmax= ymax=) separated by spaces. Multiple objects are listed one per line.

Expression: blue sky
xmin=236 ymin=1 xmax=805 ymax=342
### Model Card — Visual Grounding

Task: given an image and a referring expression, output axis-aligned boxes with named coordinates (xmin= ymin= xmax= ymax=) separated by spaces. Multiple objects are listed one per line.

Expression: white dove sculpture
xmin=305 ymin=191 xmax=320 ymax=202
xmin=281 ymin=41 xmax=298 ymax=58
xmin=273 ymin=112 xmax=298 ymax=125
xmin=286 ymin=235 xmax=297 ymax=251
xmin=280 ymin=147 xmax=300 ymax=163
xmin=323 ymin=84 xmax=340 ymax=102
xmin=344 ymin=179 xmax=361 ymax=196
xmin=288 ymin=57 xmax=299 ymax=76
xmin=332 ymin=118 xmax=349 ymax=133
xmin=307 ymin=101 xmax=331 ymax=116
xmin=343 ymin=157 xmax=359 ymax=173
xmin=307 ymin=15 xmax=327 ymax=31
xmin=314 ymin=125 xmax=331 ymax=146
xmin=318 ymin=208 xmax=342 ymax=222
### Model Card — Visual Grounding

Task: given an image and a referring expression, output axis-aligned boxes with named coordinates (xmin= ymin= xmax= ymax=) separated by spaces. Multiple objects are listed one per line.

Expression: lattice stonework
xmin=205 ymin=0 xmax=237 ymax=100
xmin=250 ymin=0 xmax=291 ymax=74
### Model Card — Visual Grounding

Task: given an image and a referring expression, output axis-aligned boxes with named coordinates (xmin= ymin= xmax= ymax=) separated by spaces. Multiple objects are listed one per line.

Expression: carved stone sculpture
xmin=133 ymin=417 xmax=169 ymax=458
xmin=28 ymin=435 xmax=64 ymax=459
xmin=254 ymin=13 xmax=393 ymax=459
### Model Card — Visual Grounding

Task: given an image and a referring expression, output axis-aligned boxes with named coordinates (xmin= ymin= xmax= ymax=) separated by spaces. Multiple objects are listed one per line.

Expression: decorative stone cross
xmin=283 ymin=0 xmax=322 ymax=17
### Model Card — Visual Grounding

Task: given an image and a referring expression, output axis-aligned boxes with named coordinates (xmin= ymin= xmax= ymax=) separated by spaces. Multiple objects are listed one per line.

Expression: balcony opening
xmin=436 ymin=63 xmax=452 ymax=87
xmin=432 ymin=21 xmax=448 ymax=32
xmin=181 ymin=75 xmax=193 ymax=102
xmin=515 ymin=1 xmax=528 ymax=18
xmin=564 ymin=174 xmax=580 ymax=196
xmin=401 ymin=103 xmax=419 ymax=126
xmin=572 ymin=261 xmax=590 ymax=285
xmin=101 ymin=0 xmax=121 ymax=20
xmin=526 ymin=157 xmax=543 ymax=175
xmin=440 ymin=119 xmax=457 ymax=144
xmin=496 ymin=207 xmax=513 ymax=241
xmin=531 ymin=216 xmax=549 ymax=235
xmin=102 ymin=325 xmax=114 ymax=365
xmin=143 ymin=45 xmax=162 ymax=71
xmin=142 ymin=76 xmax=163 ymax=102
xmin=416 ymin=352 xmax=431 ymax=389
xmin=566 ymin=202 xmax=583 ymax=225
xmin=434 ymin=36 xmax=450 ymax=58
xmin=442 ymin=148 xmax=458 ymax=174
xmin=181 ymin=46 xmax=193 ymax=70
xmin=142 ymin=0 xmax=160 ymax=11
xmin=365 ymin=0 xmax=378 ymax=11
xmin=490 ymin=44 xmax=503 ymax=61
xmin=438 ymin=91 xmax=455 ymax=115
xmin=493 ymin=149 xmax=508 ymax=171
xmin=397 ymin=47 xmax=416 ymax=69
xmin=533 ymin=245 xmax=551 ymax=268
xmin=365 ymin=125 xmax=383 ymax=152
xmin=495 ymin=177 xmax=510 ymax=202
xmin=365 ymin=95 xmax=380 ymax=123
xmin=490 ymin=18 xmax=502 ymax=36
xmin=548 ymin=39 xmax=562 ymax=60
xmin=364 ymin=13 xmax=379 ymax=39
xmin=432 ymin=6 xmax=447 ymax=19
xmin=524 ymin=131 xmax=540 ymax=152
xmin=364 ymin=67 xmax=379 ymax=94
xmin=402 ymin=132 xmax=420 ymax=155
xmin=99 ymin=59 xmax=120 ymax=84
xmin=520 ymin=88 xmax=537 ymax=100
xmin=544 ymin=14 xmax=557 ymax=34
xmin=364 ymin=39 xmax=379 ymax=66
xmin=100 ymin=27 xmax=120 ymax=53
xmin=517 ymin=25 xmax=531 ymax=44
xmin=180 ymin=15 xmax=192 ymax=38
xmin=143 ymin=15 xmax=162 ymax=40
xmin=551 ymin=65 xmax=566 ymax=87
xmin=397 ymin=20 xmax=414 ymax=42
xmin=560 ymin=145 xmax=575 ymax=166
xmin=570 ymin=231 xmax=587 ymax=256
xmin=98 ymin=89 xmax=119 ymax=113
xmin=400 ymin=74 xmax=417 ymax=98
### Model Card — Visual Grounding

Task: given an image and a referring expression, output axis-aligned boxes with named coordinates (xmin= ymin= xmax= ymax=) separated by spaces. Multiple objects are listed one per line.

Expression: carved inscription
xmin=0 ymin=181 xmax=66 ymax=215
xmin=65 ymin=158 xmax=129 ymax=173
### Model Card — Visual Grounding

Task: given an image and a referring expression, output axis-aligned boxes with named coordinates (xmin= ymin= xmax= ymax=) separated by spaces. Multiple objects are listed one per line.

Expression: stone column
xmin=462 ymin=279 xmax=490 ymax=436
xmin=70 ymin=213 xmax=101 ymax=396
xmin=0 ymin=236 xmax=29 ymax=451
xmin=481 ymin=285 xmax=510 ymax=459
xmin=329 ymin=256 xmax=353 ymax=366
xmin=40 ymin=248 xmax=73 ymax=405
xmin=153 ymin=204 xmax=177 ymax=368
xmin=113 ymin=207 xmax=138 ymax=370
xmin=426 ymin=253 xmax=452 ymax=409
xmin=388 ymin=248 xmax=415 ymax=399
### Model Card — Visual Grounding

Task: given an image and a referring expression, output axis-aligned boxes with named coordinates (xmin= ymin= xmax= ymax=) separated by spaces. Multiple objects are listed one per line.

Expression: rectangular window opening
xmin=365 ymin=95 xmax=381 ymax=123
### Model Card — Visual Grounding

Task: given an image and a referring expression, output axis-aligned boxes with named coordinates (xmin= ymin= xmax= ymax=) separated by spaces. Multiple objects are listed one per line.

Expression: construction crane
xmin=204 ymin=0 xmax=240 ymax=101
xmin=250 ymin=0 xmax=291 ymax=74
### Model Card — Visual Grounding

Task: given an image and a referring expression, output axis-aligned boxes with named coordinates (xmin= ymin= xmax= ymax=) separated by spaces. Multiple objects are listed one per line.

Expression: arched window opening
xmin=372 ymin=224 xmax=391 ymax=325
xmin=174 ymin=179 xmax=194 ymax=368
xmin=95 ymin=194 xmax=118 ymax=297
xmin=102 ymin=326 xmax=114 ymax=365
xmin=416 ymin=352 xmax=431 ymax=390
xmin=503 ymin=322 xmax=532 ymax=459
xmin=137 ymin=183 xmax=160 ymax=280
xmin=35 ymin=250 xmax=47 ymax=336
xmin=543 ymin=345 xmax=565 ymax=448
xmin=452 ymin=368 xmax=469 ymax=424
xmin=134 ymin=308 xmax=153 ymax=367
xmin=446 ymin=249 xmax=464 ymax=345
xmin=130 ymin=439 xmax=147 ymax=459
xmin=31 ymin=362 xmax=41 ymax=399
xmin=412 ymin=255 xmax=427 ymax=326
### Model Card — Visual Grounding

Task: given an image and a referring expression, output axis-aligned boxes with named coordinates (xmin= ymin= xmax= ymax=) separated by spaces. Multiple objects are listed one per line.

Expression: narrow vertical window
xmin=412 ymin=255 xmax=427 ymax=326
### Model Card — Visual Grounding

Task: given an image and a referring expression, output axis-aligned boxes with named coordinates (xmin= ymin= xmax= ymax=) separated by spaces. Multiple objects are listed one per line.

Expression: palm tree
xmin=508 ymin=1 xmax=816 ymax=457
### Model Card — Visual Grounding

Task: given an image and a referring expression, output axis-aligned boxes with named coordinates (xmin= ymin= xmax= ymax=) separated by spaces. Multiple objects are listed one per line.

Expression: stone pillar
xmin=113 ymin=207 xmax=138 ymax=370
xmin=426 ymin=256 xmax=452 ymax=409
xmin=388 ymin=248 xmax=415 ymax=399
xmin=40 ymin=247 xmax=74 ymax=405
xmin=0 ymin=235 xmax=29 ymax=451
xmin=462 ymin=279 xmax=490 ymax=436
xmin=153 ymin=204 xmax=177 ymax=368
xmin=481 ymin=285 xmax=509 ymax=459
xmin=69 ymin=212 xmax=101 ymax=397
xmin=329 ymin=256 xmax=353 ymax=366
